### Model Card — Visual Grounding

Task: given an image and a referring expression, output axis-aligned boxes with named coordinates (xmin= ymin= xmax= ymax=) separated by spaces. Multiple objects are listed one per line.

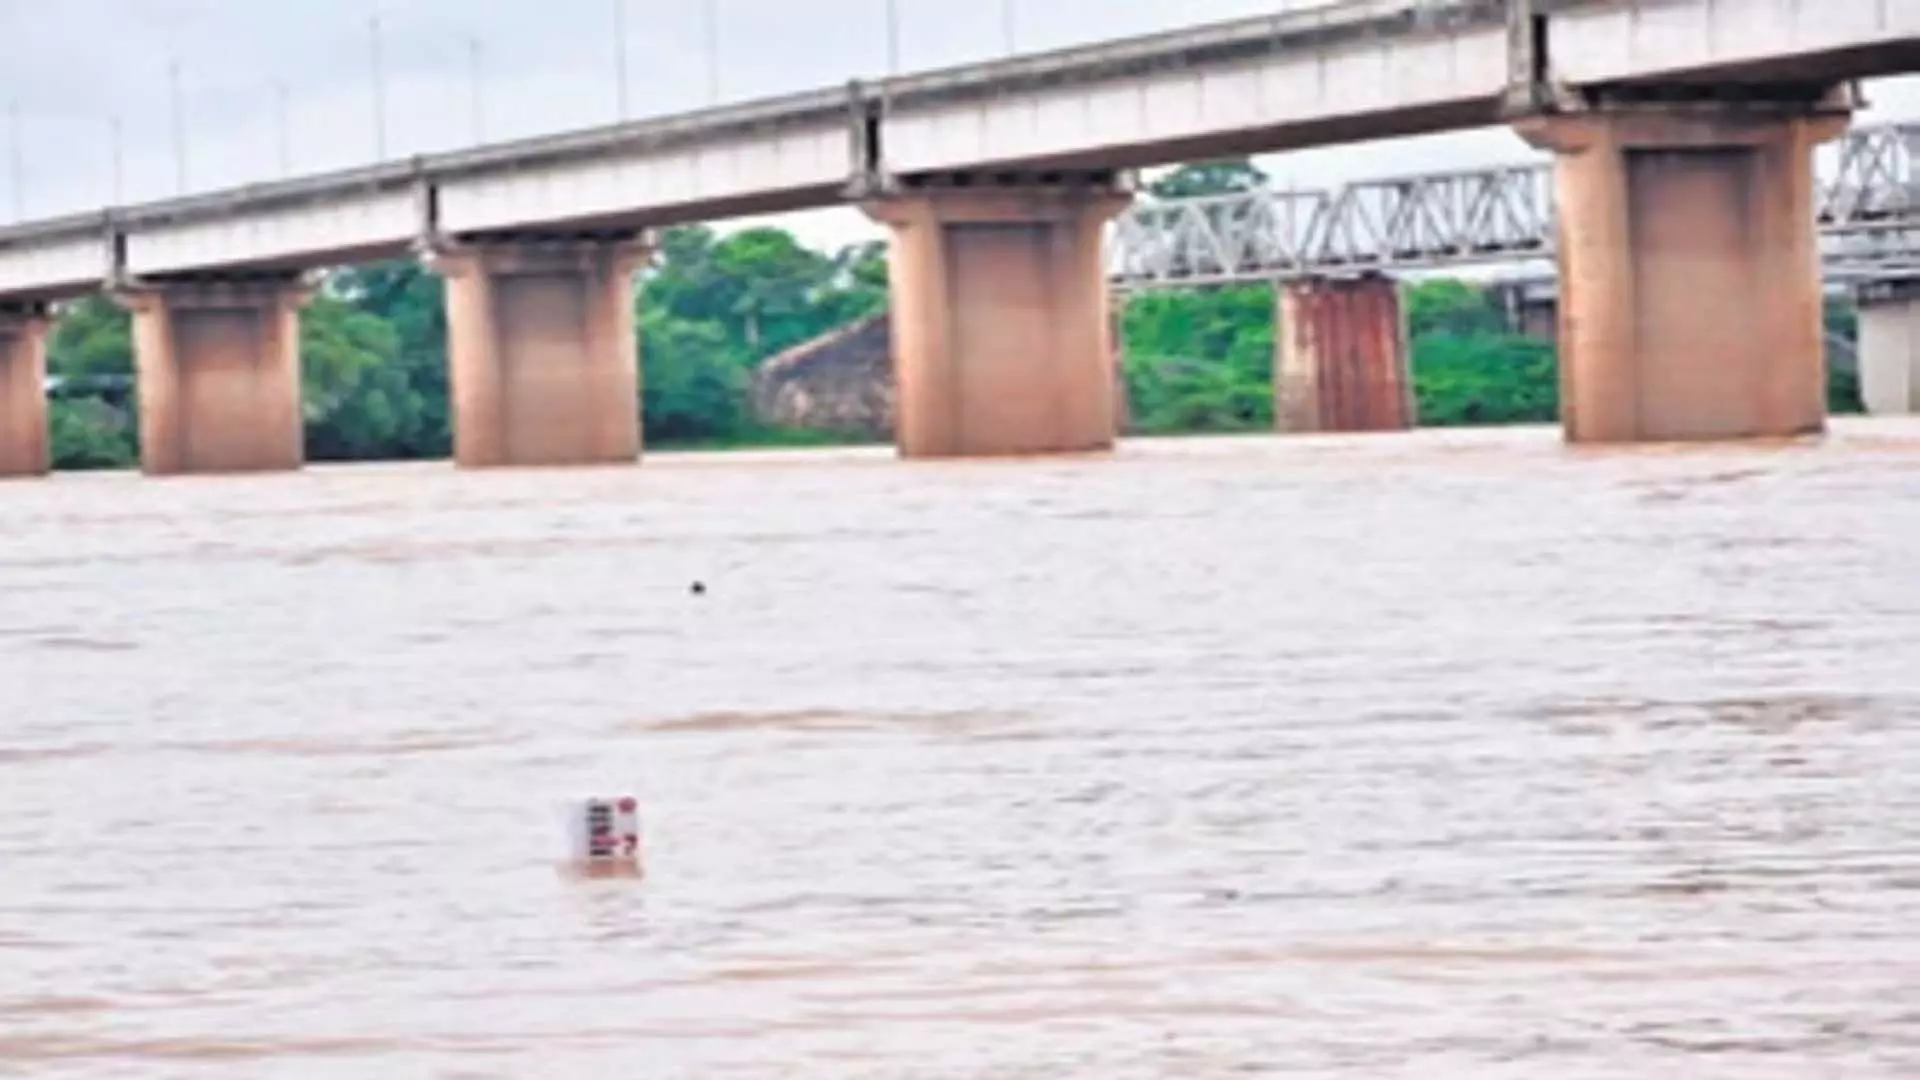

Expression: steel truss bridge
xmin=1110 ymin=122 xmax=1920 ymax=289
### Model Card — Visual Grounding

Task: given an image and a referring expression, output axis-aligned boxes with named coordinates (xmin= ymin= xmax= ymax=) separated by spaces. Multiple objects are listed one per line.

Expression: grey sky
xmin=3 ymin=1 xmax=1917 ymax=250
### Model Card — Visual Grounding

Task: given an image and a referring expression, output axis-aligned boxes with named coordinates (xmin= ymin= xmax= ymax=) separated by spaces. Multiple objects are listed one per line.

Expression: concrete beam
xmin=431 ymin=236 xmax=648 ymax=468
xmin=117 ymin=277 xmax=310 ymax=476
xmin=863 ymin=176 xmax=1131 ymax=458
xmin=1517 ymin=101 xmax=1849 ymax=442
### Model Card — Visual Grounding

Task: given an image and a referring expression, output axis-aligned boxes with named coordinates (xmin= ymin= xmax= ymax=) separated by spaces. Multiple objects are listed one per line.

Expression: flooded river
xmin=3 ymin=422 xmax=1920 ymax=1078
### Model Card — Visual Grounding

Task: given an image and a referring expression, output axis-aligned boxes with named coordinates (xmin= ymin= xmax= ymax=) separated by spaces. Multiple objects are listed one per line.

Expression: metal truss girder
xmin=1113 ymin=121 xmax=1920 ymax=289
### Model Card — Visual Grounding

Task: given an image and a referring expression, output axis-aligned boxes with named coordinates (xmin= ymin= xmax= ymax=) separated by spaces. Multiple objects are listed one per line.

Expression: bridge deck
xmin=0 ymin=0 xmax=1914 ymax=301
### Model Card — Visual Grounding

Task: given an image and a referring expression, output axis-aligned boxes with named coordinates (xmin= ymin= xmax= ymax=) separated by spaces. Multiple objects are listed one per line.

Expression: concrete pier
xmin=863 ymin=177 xmax=1131 ymax=458
xmin=1275 ymin=275 xmax=1415 ymax=433
xmin=1857 ymin=279 xmax=1920 ymax=415
xmin=120 ymin=277 xmax=310 ymax=476
xmin=1518 ymin=100 xmax=1849 ymax=443
xmin=0 ymin=307 xmax=50 ymax=477
xmin=1491 ymin=281 xmax=1559 ymax=345
xmin=436 ymin=237 xmax=648 ymax=469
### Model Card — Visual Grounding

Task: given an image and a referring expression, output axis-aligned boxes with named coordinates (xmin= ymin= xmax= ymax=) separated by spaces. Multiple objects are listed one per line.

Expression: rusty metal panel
xmin=1275 ymin=276 xmax=1414 ymax=433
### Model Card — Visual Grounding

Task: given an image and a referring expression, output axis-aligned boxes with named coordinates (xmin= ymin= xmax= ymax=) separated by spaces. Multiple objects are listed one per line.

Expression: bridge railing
xmin=1109 ymin=164 xmax=1554 ymax=286
xmin=1312 ymin=164 xmax=1552 ymax=268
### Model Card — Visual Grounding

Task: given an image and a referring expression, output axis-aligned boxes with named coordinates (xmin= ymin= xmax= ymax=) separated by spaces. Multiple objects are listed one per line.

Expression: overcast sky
xmin=3 ymin=0 xmax=1918 ymax=250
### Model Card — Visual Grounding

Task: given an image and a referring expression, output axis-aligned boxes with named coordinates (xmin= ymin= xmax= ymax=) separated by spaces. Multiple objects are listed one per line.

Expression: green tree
xmin=1411 ymin=332 xmax=1558 ymax=426
xmin=49 ymin=398 xmax=136 ymax=470
xmin=716 ymin=228 xmax=841 ymax=352
xmin=639 ymin=309 xmax=750 ymax=442
xmin=643 ymin=226 xmax=731 ymax=325
xmin=1401 ymin=280 xmax=1558 ymax=426
xmin=836 ymin=240 xmax=889 ymax=296
xmin=313 ymin=259 xmax=452 ymax=458
xmin=1124 ymin=353 xmax=1272 ymax=432
xmin=633 ymin=224 xmax=892 ymax=444
xmin=46 ymin=296 xmax=133 ymax=379
xmin=1120 ymin=285 xmax=1275 ymax=433
xmin=1147 ymin=159 xmax=1270 ymax=200
xmin=1404 ymin=278 xmax=1505 ymax=339
xmin=44 ymin=297 xmax=138 ymax=469
xmin=300 ymin=293 xmax=409 ymax=460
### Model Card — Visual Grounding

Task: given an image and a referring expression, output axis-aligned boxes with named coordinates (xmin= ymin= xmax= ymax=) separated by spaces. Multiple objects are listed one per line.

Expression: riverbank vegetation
xmin=41 ymin=159 xmax=1862 ymax=470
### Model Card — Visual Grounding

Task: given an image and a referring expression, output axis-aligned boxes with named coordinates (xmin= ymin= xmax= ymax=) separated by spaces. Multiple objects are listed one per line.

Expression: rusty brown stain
xmin=1282 ymin=275 xmax=1413 ymax=433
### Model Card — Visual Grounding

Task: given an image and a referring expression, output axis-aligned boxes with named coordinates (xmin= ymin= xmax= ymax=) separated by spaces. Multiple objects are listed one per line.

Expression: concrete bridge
xmin=1 ymin=0 xmax=1918 ymax=476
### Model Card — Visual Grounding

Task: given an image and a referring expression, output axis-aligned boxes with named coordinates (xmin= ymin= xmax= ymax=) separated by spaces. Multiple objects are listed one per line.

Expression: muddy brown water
xmin=3 ymin=423 xmax=1919 ymax=1078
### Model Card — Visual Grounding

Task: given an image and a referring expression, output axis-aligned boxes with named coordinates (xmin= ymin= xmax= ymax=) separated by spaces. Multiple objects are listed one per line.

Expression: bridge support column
xmin=1492 ymin=282 xmax=1559 ymax=345
xmin=120 ymin=277 xmax=310 ymax=476
xmin=0 ymin=307 xmax=50 ymax=478
xmin=1517 ymin=101 xmax=1848 ymax=443
xmin=1275 ymin=275 xmax=1415 ymax=433
xmin=1517 ymin=297 xmax=1558 ymax=344
xmin=434 ymin=236 xmax=647 ymax=468
xmin=863 ymin=175 xmax=1131 ymax=458
xmin=1857 ymin=279 xmax=1920 ymax=415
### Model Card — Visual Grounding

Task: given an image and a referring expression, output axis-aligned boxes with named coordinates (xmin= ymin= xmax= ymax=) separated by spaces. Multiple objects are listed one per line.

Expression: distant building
xmin=750 ymin=314 xmax=896 ymax=439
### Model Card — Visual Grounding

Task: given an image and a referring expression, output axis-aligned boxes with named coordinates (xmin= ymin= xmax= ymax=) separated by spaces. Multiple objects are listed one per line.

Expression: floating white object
xmin=568 ymin=796 xmax=643 ymax=875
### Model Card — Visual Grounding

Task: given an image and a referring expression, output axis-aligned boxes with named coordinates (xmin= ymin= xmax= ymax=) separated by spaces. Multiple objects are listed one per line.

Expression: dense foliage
xmin=1117 ymin=276 xmax=1561 ymax=434
xmin=37 ymin=158 xmax=1861 ymax=470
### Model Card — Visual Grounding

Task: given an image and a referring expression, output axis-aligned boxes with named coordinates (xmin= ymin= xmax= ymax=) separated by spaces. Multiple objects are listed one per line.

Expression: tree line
xmin=38 ymin=159 xmax=1862 ymax=470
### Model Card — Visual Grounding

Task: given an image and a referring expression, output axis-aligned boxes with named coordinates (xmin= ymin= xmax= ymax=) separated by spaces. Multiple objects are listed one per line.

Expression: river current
xmin=3 ymin=422 xmax=1919 ymax=1078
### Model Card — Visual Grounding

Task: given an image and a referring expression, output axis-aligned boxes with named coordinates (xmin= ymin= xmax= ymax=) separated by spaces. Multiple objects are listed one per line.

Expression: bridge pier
xmin=1517 ymin=99 xmax=1849 ymax=443
xmin=0 ymin=307 xmax=49 ymax=478
xmin=1491 ymin=282 xmax=1559 ymax=345
xmin=863 ymin=175 xmax=1131 ymax=458
xmin=1856 ymin=280 xmax=1920 ymax=415
xmin=434 ymin=236 xmax=647 ymax=469
xmin=1518 ymin=303 xmax=1557 ymax=344
xmin=119 ymin=276 xmax=310 ymax=476
xmin=1274 ymin=275 xmax=1415 ymax=434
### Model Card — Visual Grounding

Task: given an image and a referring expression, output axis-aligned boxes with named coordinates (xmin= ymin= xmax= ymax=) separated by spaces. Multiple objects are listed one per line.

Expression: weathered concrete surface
xmin=1274 ymin=275 xmax=1415 ymax=434
xmin=0 ymin=308 xmax=49 ymax=477
xmin=863 ymin=180 xmax=1131 ymax=458
xmin=1518 ymin=103 xmax=1848 ymax=443
xmin=120 ymin=278 xmax=309 ymax=476
xmin=437 ymin=238 xmax=647 ymax=468
xmin=752 ymin=314 xmax=895 ymax=438
xmin=1858 ymin=280 xmax=1920 ymax=415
